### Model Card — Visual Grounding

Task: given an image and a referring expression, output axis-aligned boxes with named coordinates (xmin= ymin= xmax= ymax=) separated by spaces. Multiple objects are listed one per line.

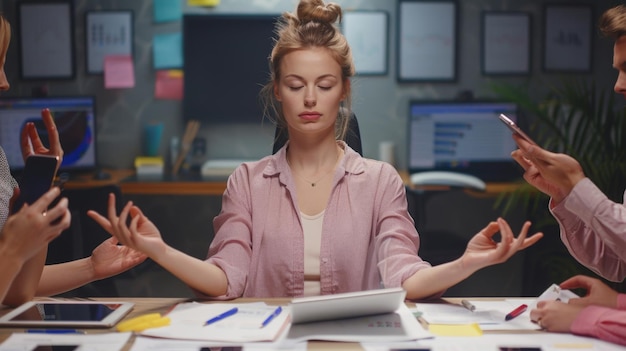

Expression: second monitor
xmin=407 ymin=100 xmax=522 ymax=182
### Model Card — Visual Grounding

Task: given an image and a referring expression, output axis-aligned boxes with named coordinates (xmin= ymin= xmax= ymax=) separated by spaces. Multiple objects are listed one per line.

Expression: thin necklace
xmin=288 ymin=150 xmax=341 ymax=187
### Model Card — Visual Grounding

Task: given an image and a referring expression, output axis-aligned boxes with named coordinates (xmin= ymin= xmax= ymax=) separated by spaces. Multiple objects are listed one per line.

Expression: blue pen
xmin=204 ymin=307 xmax=238 ymax=326
xmin=261 ymin=306 xmax=282 ymax=328
xmin=26 ymin=329 xmax=85 ymax=334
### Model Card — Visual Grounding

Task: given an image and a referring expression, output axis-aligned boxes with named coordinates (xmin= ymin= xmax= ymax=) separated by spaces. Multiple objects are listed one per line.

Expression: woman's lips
xmin=299 ymin=112 xmax=321 ymax=121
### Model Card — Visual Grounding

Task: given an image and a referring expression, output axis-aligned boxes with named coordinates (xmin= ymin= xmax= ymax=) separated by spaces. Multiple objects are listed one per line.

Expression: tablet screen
xmin=11 ymin=303 xmax=118 ymax=322
xmin=0 ymin=301 xmax=134 ymax=328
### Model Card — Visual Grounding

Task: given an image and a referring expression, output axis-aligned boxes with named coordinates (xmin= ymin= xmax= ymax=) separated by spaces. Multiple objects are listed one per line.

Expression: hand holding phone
xmin=13 ymin=155 xmax=59 ymax=212
xmin=498 ymin=114 xmax=537 ymax=146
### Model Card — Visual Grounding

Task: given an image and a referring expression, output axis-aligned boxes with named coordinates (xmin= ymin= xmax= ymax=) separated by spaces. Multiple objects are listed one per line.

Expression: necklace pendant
xmin=311 ymin=183 xmax=316 ymax=187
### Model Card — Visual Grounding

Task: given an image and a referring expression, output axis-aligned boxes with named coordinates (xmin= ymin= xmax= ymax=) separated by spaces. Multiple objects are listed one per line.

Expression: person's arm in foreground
xmin=530 ymin=275 xmax=626 ymax=346
xmin=512 ymin=134 xmax=626 ymax=281
xmin=1 ymin=187 xmax=70 ymax=306
xmin=88 ymin=194 xmax=228 ymax=297
xmin=4 ymin=108 xmax=66 ymax=304
xmin=402 ymin=218 xmax=542 ymax=300
xmin=36 ymin=236 xmax=147 ymax=297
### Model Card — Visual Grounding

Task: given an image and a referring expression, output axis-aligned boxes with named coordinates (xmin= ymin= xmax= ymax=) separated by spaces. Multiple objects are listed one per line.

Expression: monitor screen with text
xmin=408 ymin=101 xmax=521 ymax=181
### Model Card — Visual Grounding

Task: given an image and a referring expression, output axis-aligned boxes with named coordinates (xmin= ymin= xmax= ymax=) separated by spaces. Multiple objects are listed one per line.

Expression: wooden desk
xmin=63 ymin=169 xmax=228 ymax=196
xmin=64 ymin=169 xmax=521 ymax=197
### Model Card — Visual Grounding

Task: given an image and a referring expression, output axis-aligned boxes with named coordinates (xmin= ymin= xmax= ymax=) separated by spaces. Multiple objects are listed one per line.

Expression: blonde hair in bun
xmin=296 ymin=0 xmax=342 ymax=25
xmin=260 ymin=0 xmax=354 ymax=141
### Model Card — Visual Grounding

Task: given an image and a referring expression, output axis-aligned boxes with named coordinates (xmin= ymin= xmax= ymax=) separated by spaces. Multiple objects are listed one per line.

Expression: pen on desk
xmin=504 ymin=304 xmax=528 ymax=321
xmin=26 ymin=329 xmax=85 ymax=334
xmin=261 ymin=306 xmax=282 ymax=328
xmin=204 ymin=307 xmax=238 ymax=326
xmin=461 ymin=299 xmax=476 ymax=312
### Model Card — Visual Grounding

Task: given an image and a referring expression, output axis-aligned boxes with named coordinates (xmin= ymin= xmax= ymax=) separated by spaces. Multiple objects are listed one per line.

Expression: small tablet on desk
xmin=0 ymin=301 xmax=134 ymax=328
xmin=289 ymin=287 xmax=406 ymax=324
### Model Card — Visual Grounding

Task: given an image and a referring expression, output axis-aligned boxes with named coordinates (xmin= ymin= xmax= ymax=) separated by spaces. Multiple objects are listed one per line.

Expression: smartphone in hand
xmin=13 ymin=155 xmax=59 ymax=212
xmin=498 ymin=114 xmax=537 ymax=146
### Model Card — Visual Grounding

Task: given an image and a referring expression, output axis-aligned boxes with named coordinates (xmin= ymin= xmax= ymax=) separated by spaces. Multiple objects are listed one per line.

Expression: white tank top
xmin=301 ymin=210 xmax=323 ymax=296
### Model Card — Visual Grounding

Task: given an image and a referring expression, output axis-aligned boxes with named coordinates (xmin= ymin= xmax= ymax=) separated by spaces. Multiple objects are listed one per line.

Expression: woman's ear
xmin=341 ymin=79 xmax=351 ymax=101
xmin=274 ymin=83 xmax=282 ymax=101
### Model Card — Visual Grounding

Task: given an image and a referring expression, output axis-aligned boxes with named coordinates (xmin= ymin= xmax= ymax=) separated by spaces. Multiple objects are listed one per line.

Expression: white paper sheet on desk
xmin=537 ymin=283 xmax=579 ymax=304
xmin=130 ymin=335 xmax=308 ymax=351
xmin=0 ymin=332 xmax=131 ymax=351
xmin=283 ymin=303 xmax=431 ymax=343
xmin=417 ymin=298 xmax=538 ymax=331
xmin=409 ymin=332 xmax=624 ymax=351
xmin=139 ymin=302 xmax=289 ymax=342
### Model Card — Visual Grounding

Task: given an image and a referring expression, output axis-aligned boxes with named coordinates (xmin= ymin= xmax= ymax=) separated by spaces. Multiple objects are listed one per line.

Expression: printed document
xmin=139 ymin=302 xmax=289 ymax=342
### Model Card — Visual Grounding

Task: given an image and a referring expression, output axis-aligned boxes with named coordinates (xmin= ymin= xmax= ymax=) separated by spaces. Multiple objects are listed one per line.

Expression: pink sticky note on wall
xmin=155 ymin=70 xmax=184 ymax=100
xmin=104 ymin=55 xmax=135 ymax=89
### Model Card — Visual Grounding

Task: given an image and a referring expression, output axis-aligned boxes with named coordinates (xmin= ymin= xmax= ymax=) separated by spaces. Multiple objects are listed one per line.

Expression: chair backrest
xmin=272 ymin=112 xmax=363 ymax=156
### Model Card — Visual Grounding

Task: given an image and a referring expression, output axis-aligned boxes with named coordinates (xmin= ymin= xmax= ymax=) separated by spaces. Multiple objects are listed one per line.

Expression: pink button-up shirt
xmin=551 ymin=178 xmax=626 ymax=281
xmin=571 ymin=294 xmax=626 ymax=346
xmin=551 ymin=178 xmax=626 ymax=346
xmin=202 ymin=142 xmax=432 ymax=299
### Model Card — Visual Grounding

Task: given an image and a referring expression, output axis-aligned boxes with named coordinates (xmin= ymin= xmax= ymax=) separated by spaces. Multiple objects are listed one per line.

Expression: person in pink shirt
xmin=90 ymin=0 xmax=542 ymax=301
xmin=512 ymin=5 xmax=626 ymax=346
xmin=530 ymin=276 xmax=626 ymax=346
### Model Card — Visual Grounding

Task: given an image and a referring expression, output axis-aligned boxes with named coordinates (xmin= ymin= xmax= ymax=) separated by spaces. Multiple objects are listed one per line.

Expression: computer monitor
xmin=407 ymin=100 xmax=522 ymax=182
xmin=183 ymin=14 xmax=277 ymax=124
xmin=0 ymin=96 xmax=97 ymax=173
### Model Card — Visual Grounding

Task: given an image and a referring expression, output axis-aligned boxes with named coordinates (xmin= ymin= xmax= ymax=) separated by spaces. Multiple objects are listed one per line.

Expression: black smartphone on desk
xmin=13 ymin=155 xmax=59 ymax=212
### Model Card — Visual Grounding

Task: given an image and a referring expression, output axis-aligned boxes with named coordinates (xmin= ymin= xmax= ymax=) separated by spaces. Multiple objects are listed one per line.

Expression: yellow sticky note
xmin=188 ymin=0 xmax=220 ymax=6
xmin=428 ymin=323 xmax=483 ymax=336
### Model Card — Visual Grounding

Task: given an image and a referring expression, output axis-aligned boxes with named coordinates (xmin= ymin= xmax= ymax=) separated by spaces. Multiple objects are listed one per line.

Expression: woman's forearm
xmin=37 ymin=258 xmax=95 ymax=297
xmin=151 ymin=245 xmax=228 ymax=297
xmin=2 ymin=248 xmax=45 ymax=307
xmin=402 ymin=259 xmax=473 ymax=300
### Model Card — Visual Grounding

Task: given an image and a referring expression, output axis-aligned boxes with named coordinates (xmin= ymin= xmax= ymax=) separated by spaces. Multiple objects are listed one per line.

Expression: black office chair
xmin=47 ymin=184 xmax=124 ymax=297
xmin=272 ymin=112 xmax=363 ymax=156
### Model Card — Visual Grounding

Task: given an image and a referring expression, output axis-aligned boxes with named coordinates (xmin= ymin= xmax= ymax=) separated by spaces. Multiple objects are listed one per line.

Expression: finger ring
xmin=537 ymin=319 xmax=543 ymax=329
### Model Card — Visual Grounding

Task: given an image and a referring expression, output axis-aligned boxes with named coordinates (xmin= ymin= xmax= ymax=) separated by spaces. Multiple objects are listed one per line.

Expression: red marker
xmin=505 ymin=304 xmax=528 ymax=321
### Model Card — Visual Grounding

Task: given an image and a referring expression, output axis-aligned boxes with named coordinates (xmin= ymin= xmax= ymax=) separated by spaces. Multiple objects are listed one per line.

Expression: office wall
xmin=1 ymin=0 xmax=621 ymax=171
xmin=2 ymin=0 xmax=622 ymax=297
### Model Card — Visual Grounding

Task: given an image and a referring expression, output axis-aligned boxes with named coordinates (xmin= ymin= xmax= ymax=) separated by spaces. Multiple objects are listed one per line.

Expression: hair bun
xmin=297 ymin=0 xmax=342 ymax=25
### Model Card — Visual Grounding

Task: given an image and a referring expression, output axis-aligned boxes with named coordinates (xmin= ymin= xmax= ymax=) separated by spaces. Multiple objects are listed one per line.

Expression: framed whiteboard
xmin=482 ymin=12 xmax=531 ymax=75
xmin=342 ymin=11 xmax=388 ymax=75
xmin=86 ymin=11 xmax=134 ymax=74
xmin=18 ymin=1 xmax=75 ymax=79
xmin=543 ymin=4 xmax=593 ymax=72
xmin=397 ymin=0 xmax=457 ymax=82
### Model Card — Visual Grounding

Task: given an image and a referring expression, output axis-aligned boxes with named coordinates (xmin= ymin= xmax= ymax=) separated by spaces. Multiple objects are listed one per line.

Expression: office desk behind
xmin=63 ymin=169 xmax=522 ymax=196
xmin=59 ymin=170 xmax=225 ymax=298
xmin=63 ymin=169 xmax=228 ymax=196
xmin=58 ymin=170 xmax=529 ymax=298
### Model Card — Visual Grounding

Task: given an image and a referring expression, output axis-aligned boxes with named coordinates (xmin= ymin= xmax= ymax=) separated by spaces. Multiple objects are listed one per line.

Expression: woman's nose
xmin=0 ymin=70 xmax=9 ymax=92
